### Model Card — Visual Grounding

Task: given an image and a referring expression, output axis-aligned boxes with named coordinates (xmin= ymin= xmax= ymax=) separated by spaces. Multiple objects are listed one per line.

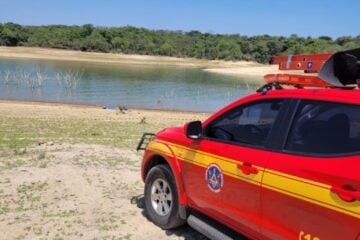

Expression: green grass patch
xmin=0 ymin=116 xmax=174 ymax=149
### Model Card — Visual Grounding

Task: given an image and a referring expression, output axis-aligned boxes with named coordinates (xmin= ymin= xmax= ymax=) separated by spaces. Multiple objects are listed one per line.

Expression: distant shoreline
xmin=0 ymin=47 xmax=298 ymax=80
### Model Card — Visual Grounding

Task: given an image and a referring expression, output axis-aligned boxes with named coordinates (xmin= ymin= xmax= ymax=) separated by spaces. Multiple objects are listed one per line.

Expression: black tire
xmin=144 ymin=164 xmax=185 ymax=229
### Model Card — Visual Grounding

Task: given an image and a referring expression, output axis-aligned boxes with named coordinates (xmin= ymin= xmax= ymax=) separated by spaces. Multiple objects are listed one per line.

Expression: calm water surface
xmin=0 ymin=59 xmax=261 ymax=112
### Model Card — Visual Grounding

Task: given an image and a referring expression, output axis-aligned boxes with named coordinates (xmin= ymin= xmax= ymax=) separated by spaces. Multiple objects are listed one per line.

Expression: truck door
xmin=261 ymin=100 xmax=360 ymax=240
xmin=180 ymin=98 xmax=286 ymax=238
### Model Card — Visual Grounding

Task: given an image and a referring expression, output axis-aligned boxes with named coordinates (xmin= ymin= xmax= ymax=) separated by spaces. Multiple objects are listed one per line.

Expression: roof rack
xmin=263 ymin=48 xmax=360 ymax=90
xmin=256 ymin=82 xmax=283 ymax=95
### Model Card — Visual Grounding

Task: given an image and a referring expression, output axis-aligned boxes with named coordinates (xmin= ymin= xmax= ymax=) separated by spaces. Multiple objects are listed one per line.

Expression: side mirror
xmin=184 ymin=121 xmax=202 ymax=140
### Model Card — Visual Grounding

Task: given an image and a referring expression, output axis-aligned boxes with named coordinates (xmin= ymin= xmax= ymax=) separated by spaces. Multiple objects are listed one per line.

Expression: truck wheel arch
xmin=143 ymin=148 xmax=187 ymax=206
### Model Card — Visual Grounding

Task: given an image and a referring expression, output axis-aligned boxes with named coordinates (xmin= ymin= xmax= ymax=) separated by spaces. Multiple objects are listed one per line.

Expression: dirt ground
xmin=0 ymin=101 xmax=210 ymax=240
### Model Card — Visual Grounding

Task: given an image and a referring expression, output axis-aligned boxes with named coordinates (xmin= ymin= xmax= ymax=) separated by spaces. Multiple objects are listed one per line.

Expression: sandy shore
xmin=0 ymin=100 xmax=211 ymax=240
xmin=0 ymin=46 xmax=298 ymax=79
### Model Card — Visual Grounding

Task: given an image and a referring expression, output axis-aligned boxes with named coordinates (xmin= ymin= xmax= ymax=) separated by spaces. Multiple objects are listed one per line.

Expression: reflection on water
xmin=0 ymin=59 xmax=261 ymax=112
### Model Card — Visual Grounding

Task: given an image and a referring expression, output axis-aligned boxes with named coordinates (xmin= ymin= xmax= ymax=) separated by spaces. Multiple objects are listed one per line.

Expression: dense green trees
xmin=0 ymin=22 xmax=359 ymax=63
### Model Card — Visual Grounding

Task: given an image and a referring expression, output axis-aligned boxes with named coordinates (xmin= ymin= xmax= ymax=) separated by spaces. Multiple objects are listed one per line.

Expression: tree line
xmin=0 ymin=22 xmax=359 ymax=63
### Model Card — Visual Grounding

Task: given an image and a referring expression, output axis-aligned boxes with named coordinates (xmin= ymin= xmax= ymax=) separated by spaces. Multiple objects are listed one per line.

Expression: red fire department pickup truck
xmin=137 ymin=48 xmax=360 ymax=240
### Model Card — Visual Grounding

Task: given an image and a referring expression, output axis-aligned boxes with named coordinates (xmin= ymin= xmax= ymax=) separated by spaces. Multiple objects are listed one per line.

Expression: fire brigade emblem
xmin=205 ymin=164 xmax=223 ymax=192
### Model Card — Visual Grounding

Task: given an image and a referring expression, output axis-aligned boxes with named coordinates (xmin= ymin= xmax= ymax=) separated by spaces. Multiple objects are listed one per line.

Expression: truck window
xmin=206 ymin=99 xmax=283 ymax=147
xmin=285 ymin=100 xmax=360 ymax=155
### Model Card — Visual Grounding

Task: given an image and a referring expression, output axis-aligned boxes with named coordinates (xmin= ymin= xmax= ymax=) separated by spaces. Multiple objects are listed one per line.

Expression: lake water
xmin=0 ymin=59 xmax=262 ymax=112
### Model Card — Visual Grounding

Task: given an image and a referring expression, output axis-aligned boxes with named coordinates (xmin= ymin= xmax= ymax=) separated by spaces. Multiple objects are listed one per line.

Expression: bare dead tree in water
xmin=19 ymin=69 xmax=35 ymax=88
xmin=2 ymin=65 xmax=47 ymax=89
xmin=3 ymin=70 xmax=13 ymax=85
xmin=55 ymin=69 xmax=83 ymax=91
xmin=1 ymin=66 xmax=84 ymax=93
xmin=34 ymin=65 xmax=46 ymax=87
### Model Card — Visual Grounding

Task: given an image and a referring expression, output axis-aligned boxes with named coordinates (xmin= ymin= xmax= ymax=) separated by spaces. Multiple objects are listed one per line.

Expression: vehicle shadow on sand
xmin=132 ymin=194 xmax=209 ymax=240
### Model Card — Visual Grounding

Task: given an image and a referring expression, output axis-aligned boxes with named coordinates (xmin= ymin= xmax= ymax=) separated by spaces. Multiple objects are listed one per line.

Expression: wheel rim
xmin=150 ymin=178 xmax=173 ymax=216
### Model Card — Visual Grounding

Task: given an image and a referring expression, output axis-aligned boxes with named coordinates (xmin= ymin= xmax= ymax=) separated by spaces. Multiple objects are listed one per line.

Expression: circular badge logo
xmin=307 ymin=61 xmax=313 ymax=69
xmin=205 ymin=164 xmax=223 ymax=192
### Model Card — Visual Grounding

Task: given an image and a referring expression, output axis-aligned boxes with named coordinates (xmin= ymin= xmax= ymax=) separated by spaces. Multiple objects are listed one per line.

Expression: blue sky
xmin=1 ymin=0 xmax=359 ymax=38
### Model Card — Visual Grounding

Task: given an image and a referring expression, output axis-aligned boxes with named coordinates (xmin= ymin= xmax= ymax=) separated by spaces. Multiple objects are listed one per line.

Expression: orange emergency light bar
xmin=264 ymin=74 xmax=331 ymax=88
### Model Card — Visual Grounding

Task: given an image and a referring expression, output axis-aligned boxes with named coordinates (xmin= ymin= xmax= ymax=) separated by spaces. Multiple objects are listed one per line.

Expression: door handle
xmin=331 ymin=185 xmax=360 ymax=202
xmin=238 ymin=162 xmax=258 ymax=175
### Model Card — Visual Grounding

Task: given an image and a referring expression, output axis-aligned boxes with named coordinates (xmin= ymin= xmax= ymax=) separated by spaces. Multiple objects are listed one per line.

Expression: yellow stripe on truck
xmin=153 ymin=140 xmax=264 ymax=185
xmin=263 ymin=170 xmax=360 ymax=219
xmin=146 ymin=140 xmax=360 ymax=219
xmin=147 ymin=140 xmax=174 ymax=157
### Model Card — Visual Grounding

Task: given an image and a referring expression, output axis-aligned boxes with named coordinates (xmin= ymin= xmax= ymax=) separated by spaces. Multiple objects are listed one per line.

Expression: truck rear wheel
xmin=144 ymin=164 xmax=185 ymax=229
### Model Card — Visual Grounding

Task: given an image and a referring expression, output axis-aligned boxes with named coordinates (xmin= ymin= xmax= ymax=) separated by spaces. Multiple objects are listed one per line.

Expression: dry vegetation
xmin=0 ymin=101 xmax=210 ymax=240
